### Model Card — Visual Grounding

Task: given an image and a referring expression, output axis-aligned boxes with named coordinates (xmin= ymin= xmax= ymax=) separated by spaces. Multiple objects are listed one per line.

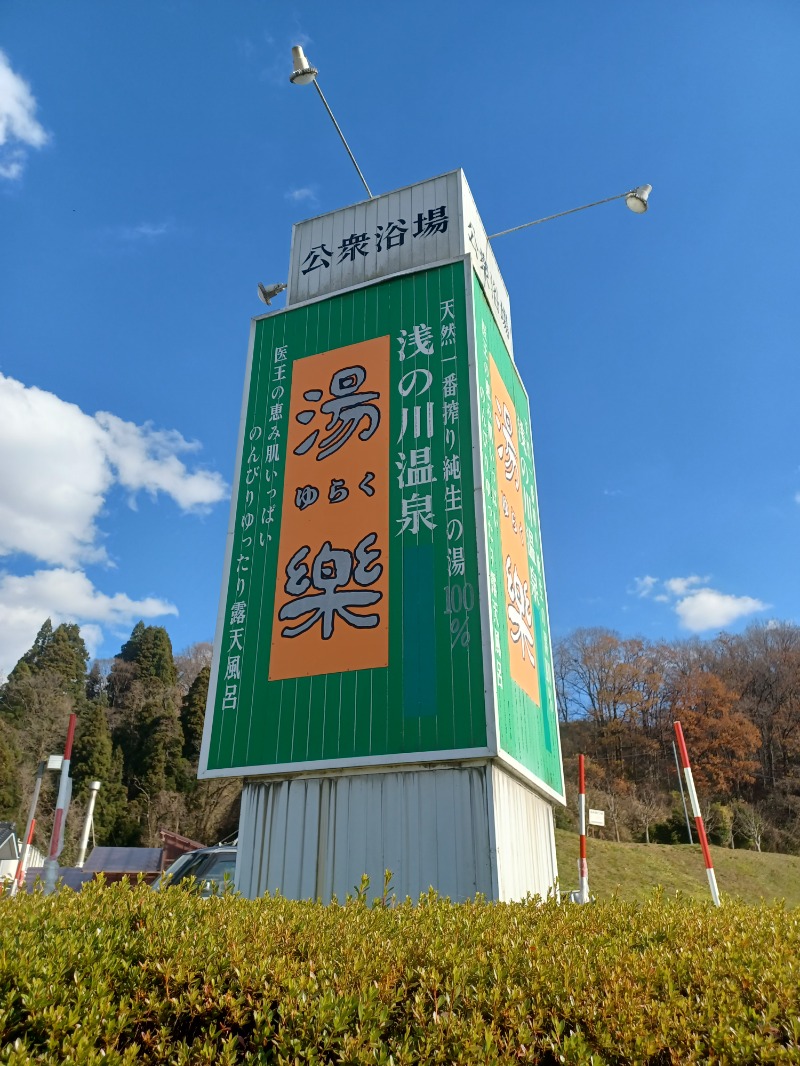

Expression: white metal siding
xmin=489 ymin=764 xmax=559 ymax=901
xmin=285 ymin=171 xmax=513 ymax=360
xmin=236 ymin=765 xmax=494 ymax=902
xmin=459 ymin=174 xmax=514 ymax=357
xmin=287 ymin=172 xmax=463 ymax=305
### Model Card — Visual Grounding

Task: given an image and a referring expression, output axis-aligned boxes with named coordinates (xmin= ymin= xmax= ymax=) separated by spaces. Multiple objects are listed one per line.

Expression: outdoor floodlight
xmin=258 ymin=282 xmax=287 ymax=306
xmin=289 ymin=46 xmax=318 ymax=86
xmin=625 ymin=184 xmax=652 ymax=214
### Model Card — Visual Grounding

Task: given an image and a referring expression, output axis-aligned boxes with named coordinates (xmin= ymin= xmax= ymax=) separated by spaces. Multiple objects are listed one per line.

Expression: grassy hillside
xmin=555 ymin=828 xmax=800 ymax=906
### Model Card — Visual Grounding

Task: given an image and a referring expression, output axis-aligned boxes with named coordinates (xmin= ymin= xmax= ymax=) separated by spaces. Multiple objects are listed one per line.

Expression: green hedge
xmin=1 ymin=880 xmax=799 ymax=1064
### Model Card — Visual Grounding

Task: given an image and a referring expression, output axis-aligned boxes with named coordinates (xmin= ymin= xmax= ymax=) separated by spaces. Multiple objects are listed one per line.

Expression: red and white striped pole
xmin=673 ymin=720 xmax=720 ymax=907
xmin=577 ymin=754 xmax=589 ymax=904
xmin=12 ymin=818 xmax=36 ymax=894
xmin=48 ymin=713 xmax=77 ymax=861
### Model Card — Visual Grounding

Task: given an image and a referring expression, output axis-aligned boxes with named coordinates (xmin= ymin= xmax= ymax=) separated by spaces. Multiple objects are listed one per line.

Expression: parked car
xmin=151 ymin=844 xmax=236 ymax=896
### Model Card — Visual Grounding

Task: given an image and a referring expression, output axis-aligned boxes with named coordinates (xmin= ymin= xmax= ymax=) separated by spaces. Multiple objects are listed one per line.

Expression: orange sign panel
xmin=489 ymin=356 xmax=540 ymax=705
xmin=269 ymin=337 xmax=390 ymax=680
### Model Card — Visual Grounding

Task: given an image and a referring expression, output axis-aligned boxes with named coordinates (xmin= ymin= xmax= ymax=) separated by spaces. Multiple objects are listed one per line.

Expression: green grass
xmin=555 ymin=828 xmax=800 ymax=906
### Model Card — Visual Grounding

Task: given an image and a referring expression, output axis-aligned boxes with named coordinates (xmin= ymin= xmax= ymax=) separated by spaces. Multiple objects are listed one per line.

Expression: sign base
xmin=235 ymin=760 xmax=558 ymax=903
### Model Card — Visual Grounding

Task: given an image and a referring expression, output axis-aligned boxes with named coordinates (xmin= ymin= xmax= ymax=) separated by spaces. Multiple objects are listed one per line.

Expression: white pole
xmin=674 ymin=721 xmax=720 ymax=907
xmin=43 ymin=713 xmax=77 ymax=895
xmin=577 ymin=754 xmax=589 ymax=904
xmin=75 ymin=781 xmax=101 ymax=868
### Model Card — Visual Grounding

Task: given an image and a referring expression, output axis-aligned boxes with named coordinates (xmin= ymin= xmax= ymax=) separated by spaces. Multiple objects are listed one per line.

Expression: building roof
xmin=0 ymin=823 xmax=18 ymax=861
xmin=83 ymin=847 xmax=164 ymax=874
xmin=159 ymin=828 xmax=205 ymax=850
xmin=22 ymin=868 xmax=94 ymax=892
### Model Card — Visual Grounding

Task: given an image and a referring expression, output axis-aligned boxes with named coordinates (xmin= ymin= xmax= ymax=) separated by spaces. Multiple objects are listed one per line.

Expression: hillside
xmin=555 ymin=828 xmax=800 ymax=906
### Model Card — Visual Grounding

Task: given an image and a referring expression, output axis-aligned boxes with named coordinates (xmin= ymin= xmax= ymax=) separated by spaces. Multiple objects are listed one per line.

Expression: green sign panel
xmin=473 ymin=274 xmax=564 ymax=799
xmin=200 ymin=260 xmax=563 ymax=803
xmin=202 ymin=262 xmax=487 ymax=775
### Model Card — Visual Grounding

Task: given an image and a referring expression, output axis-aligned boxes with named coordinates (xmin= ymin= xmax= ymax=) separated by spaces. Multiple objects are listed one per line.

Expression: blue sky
xmin=2 ymin=1 xmax=799 ymax=675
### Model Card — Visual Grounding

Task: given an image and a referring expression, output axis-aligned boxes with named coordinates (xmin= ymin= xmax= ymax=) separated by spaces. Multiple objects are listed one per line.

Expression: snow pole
xmin=673 ymin=720 xmax=720 ymax=906
xmin=10 ymin=758 xmax=46 ymax=898
xmin=577 ymin=754 xmax=589 ymax=904
xmin=11 ymin=818 xmax=37 ymax=896
xmin=43 ymin=713 xmax=77 ymax=894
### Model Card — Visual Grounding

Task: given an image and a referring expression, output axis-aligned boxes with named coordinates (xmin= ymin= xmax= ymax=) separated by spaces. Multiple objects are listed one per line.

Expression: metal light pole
xmin=10 ymin=760 xmax=45 ymax=898
xmin=42 ymin=712 xmax=77 ymax=895
xmin=673 ymin=738 xmax=694 ymax=844
xmin=487 ymin=185 xmax=652 ymax=240
xmin=289 ymin=46 xmax=374 ymax=200
xmin=10 ymin=754 xmax=63 ymax=897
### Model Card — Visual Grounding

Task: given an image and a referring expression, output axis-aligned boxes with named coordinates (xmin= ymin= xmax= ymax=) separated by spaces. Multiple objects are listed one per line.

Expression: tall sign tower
xmin=199 ymin=171 xmax=565 ymax=900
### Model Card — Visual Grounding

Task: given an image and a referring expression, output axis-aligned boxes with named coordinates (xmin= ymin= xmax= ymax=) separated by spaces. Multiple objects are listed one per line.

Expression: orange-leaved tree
xmin=671 ymin=669 xmax=760 ymax=797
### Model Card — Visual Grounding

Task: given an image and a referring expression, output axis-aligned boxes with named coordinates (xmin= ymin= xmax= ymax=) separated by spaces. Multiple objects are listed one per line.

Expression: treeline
xmin=0 ymin=620 xmax=238 ymax=861
xmin=555 ymin=623 xmax=800 ymax=854
xmin=4 ymin=616 xmax=799 ymax=861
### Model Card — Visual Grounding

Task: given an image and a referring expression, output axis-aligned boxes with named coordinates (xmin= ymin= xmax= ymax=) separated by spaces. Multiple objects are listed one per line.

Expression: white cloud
xmin=285 ymin=187 xmax=316 ymax=203
xmin=0 ymin=49 xmax=49 ymax=180
xmin=112 ymin=221 xmax=172 ymax=241
xmin=0 ymin=373 xmax=228 ymax=568
xmin=632 ymin=575 xmax=658 ymax=598
xmin=0 ymin=375 xmax=111 ymax=566
xmin=97 ymin=412 xmax=227 ymax=511
xmin=0 ymin=568 xmax=177 ymax=677
xmin=0 ymin=372 xmax=227 ymax=676
xmin=674 ymin=588 xmax=767 ymax=633
xmin=664 ymin=575 xmax=709 ymax=597
xmin=629 ymin=571 xmax=767 ymax=633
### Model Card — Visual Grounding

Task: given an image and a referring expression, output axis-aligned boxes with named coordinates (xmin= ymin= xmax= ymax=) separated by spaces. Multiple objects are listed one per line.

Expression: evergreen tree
xmin=71 ymin=698 xmax=129 ymax=843
xmin=86 ymin=661 xmax=107 ymax=702
xmin=8 ymin=618 xmax=53 ymax=681
xmin=0 ymin=721 xmax=20 ymax=819
xmin=0 ymin=622 xmax=87 ymax=753
xmin=72 ymin=698 xmax=114 ymax=791
xmin=136 ymin=627 xmax=178 ymax=687
xmin=129 ymin=694 xmax=184 ymax=795
xmin=118 ymin=621 xmax=146 ymax=664
xmin=111 ymin=622 xmax=184 ymax=802
xmin=2 ymin=621 xmax=88 ymax=712
xmin=181 ymin=665 xmax=209 ymax=765
xmin=38 ymin=623 xmax=89 ymax=698
xmin=106 ymin=746 xmax=142 ymax=845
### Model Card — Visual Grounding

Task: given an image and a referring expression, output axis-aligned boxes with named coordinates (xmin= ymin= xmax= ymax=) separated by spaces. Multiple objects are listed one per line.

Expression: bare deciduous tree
xmin=736 ymin=802 xmax=767 ymax=852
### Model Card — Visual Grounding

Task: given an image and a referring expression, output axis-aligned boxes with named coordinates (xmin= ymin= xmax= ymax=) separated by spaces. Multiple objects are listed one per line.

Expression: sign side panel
xmin=473 ymin=271 xmax=564 ymax=800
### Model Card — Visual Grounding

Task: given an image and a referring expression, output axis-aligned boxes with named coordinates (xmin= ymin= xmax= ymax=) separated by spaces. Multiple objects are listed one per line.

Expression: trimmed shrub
xmin=1 ymin=880 xmax=799 ymax=1063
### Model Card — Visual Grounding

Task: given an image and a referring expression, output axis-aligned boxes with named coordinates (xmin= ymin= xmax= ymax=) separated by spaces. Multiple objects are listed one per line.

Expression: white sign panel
xmin=459 ymin=175 xmax=513 ymax=352
xmin=287 ymin=169 xmax=513 ymax=357
xmin=588 ymin=808 xmax=606 ymax=827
